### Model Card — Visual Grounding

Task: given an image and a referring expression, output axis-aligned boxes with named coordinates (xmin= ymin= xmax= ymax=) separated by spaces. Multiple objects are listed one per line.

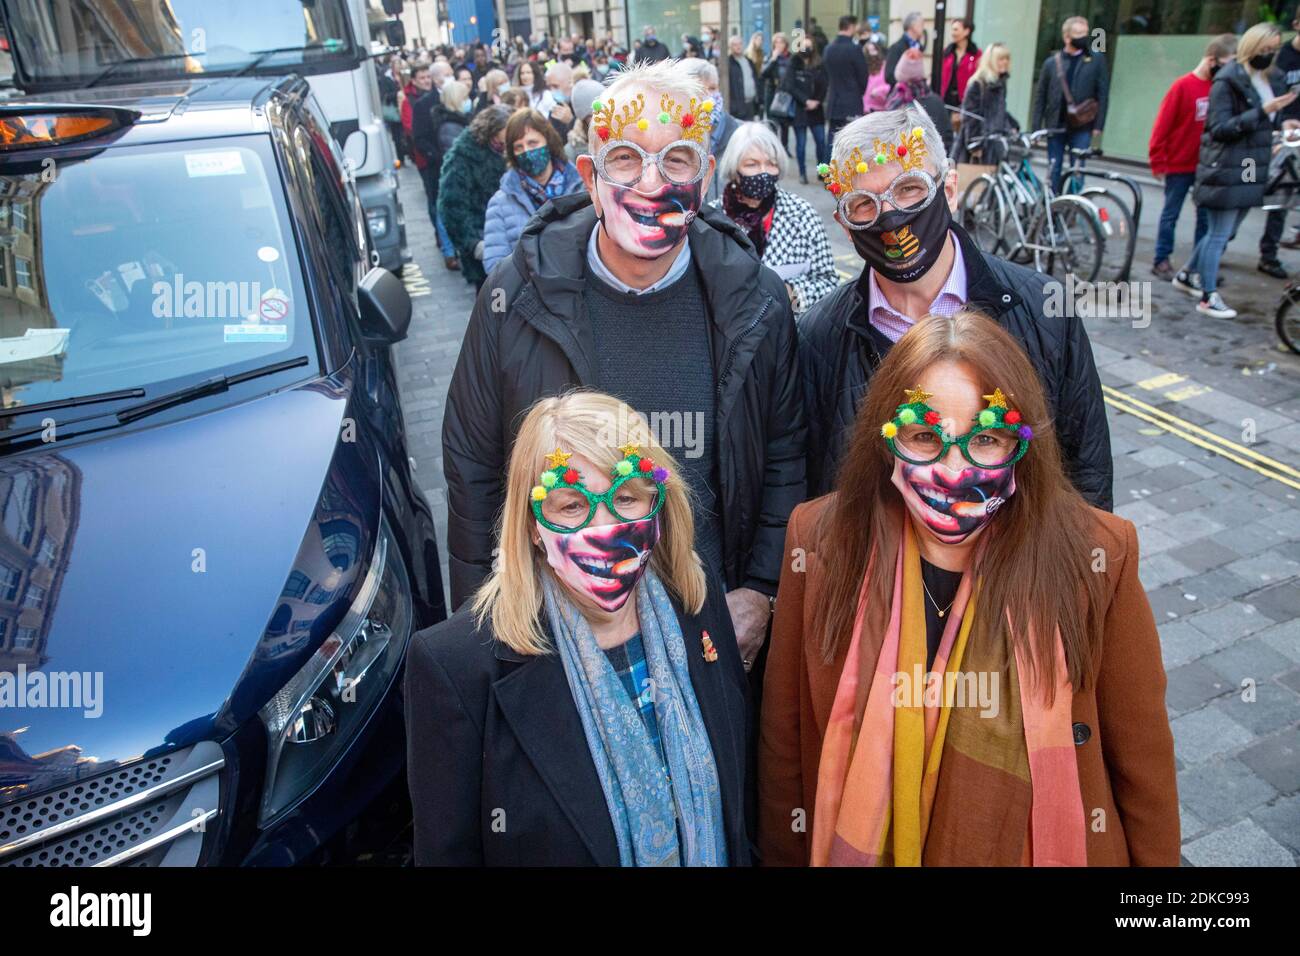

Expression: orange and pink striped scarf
xmin=810 ymin=520 xmax=1087 ymax=866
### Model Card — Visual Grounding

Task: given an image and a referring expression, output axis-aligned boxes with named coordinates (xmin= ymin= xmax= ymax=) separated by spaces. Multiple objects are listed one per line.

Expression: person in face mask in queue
xmin=482 ymin=108 xmax=586 ymax=275
xmin=758 ymin=310 xmax=1178 ymax=867
xmin=796 ymin=106 xmax=1113 ymax=511
xmin=443 ymin=59 xmax=806 ymax=684
xmin=715 ymin=121 xmax=838 ymax=314
xmin=542 ymin=60 xmax=576 ymax=136
xmin=408 ymin=392 xmax=750 ymax=866
xmin=1031 ymin=15 xmax=1109 ymax=194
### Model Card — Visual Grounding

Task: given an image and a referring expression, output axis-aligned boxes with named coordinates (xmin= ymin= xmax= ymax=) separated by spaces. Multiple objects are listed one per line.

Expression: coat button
xmin=1072 ymin=722 xmax=1091 ymax=746
xmin=1001 ymin=293 xmax=1012 ymax=304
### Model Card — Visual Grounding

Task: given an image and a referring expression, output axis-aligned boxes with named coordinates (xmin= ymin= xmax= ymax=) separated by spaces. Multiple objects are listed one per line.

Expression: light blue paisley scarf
xmin=541 ymin=570 xmax=728 ymax=867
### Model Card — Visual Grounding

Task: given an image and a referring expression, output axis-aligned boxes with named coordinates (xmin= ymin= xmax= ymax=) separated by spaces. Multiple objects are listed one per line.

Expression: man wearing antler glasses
xmin=797 ymin=106 xmax=1113 ymax=511
xmin=444 ymin=59 xmax=806 ymax=683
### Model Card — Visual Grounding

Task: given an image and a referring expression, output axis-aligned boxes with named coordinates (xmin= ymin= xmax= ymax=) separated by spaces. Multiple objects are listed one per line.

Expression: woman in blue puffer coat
xmin=482 ymin=109 xmax=585 ymax=275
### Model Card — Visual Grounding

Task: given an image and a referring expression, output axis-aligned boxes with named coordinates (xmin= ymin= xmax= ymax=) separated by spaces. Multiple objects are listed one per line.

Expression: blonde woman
xmin=1177 ymin=22 xmax=1298 ymax=318
xmin=473 ymin=68 xmax=510 ymax=113
xmin=406 ymin=392 xmax=749 ymax=866
xmin=952 ymin=42 xmax=1018 ymax=164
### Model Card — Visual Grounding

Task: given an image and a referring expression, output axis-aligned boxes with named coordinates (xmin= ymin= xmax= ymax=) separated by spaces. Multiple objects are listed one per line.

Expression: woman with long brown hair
xmin=758 ymin=310 xmax=1178 ymax=866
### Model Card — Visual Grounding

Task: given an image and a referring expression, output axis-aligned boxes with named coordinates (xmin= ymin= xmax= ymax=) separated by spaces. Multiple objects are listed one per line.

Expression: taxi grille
xmin=0 ymin=741 xmax=223 ymax=867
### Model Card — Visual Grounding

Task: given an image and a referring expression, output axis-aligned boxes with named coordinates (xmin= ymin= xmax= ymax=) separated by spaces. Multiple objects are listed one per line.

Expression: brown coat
xmin=757 ymin=496 xmax=1180 ymax=866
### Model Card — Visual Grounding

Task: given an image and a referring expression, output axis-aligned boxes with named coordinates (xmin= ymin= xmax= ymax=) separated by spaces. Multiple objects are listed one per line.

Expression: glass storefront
xmin=1004 ymin=0 xmax=1300 ymax=162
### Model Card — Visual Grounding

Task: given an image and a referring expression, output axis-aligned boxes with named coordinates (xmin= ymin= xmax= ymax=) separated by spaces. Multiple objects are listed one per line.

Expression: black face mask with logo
xmin=848 ymin=193 xmax=953 ymax=283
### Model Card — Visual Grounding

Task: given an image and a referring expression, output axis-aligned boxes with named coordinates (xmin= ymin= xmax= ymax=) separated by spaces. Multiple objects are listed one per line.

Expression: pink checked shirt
xmin=866 ymin=234 xmax=968 ymax=343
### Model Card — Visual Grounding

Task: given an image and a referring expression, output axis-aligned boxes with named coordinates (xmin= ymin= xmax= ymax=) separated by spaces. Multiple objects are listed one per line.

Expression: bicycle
xmin=1060 ymin=145 xmax=1141 ymax=283
xmin=958 ymin=129 xmax=1105 ymax=282
xmin=1268 ymin=130 xmax=1300 ymax=354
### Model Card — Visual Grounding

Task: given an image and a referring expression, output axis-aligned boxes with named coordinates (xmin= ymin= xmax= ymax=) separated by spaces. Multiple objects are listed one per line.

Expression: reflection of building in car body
xmin=257 ymin=477 xmax=366 ymax=663
xmin=0 ymin=176 xmax=61 ymax=397
xmin=0 ymin=455 xmax=80 ymax=673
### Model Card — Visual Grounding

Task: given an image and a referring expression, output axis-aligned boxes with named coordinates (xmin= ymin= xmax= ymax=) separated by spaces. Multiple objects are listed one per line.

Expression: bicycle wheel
xmin=1277 ymin=286 xmax=1300 ymax=355
xmin=1035 ymin=196 xmax=1104 ymax=283
xmin=1080 ymin=186 xmax=1136 ymax=282
xmin=959 ymin=175 xmax=1006 ymax=254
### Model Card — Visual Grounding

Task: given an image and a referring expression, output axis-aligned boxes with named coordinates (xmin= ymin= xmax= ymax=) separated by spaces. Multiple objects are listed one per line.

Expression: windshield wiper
xmin=115 ymin=355 xmax=310 ymax=425
xmin=232 ymin=44 xmax=325 ymax=77
xmin=85 ymin=52 xmax=200 ymax=88
xmin=0 ymin=386 xmax=145 ymax=420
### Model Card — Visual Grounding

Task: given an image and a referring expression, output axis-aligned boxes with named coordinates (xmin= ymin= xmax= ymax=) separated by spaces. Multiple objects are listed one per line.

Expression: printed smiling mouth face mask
xmin=530 ymin=445 xmax=671 ymax=611
xmin=880 ymin=385 xmax=1032 ymax=544
xmin=595 ymin=176 xmax=704 ymax=258
xmin=891 ymin=457 xmax=1016 ymax=544
xmin=538 ymin=515 xmax=660 ymax=611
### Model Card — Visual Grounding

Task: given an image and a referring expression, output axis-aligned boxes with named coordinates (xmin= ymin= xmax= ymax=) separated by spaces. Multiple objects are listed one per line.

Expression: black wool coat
xmin=404 ymin=571 xmax=752 ymax=865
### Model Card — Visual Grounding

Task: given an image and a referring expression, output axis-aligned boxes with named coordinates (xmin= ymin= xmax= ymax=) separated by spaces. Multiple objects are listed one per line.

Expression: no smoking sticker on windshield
xmin=258 ymin=288 xmax=290 ymax=322
xmin=224 ymin=324 xmax=287 ymax=343
xmin=184 ymin=151 xmax=246 ymax=178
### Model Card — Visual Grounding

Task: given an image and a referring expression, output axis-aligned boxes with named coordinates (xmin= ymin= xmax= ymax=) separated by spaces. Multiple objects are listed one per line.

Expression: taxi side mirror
xmin=357 ymin=266 xmax=410 ymax=343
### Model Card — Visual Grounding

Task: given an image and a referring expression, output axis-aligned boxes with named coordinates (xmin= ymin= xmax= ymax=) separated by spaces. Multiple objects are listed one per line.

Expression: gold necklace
xmin=921 ymin=576 xmax=955 ymax=618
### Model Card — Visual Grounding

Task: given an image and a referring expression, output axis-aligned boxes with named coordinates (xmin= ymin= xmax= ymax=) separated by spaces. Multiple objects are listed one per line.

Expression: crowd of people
xmin=386 ymin=31 xmax=1193 ymax=865
xmin=370 ymin=5 xmax=1300 ymax=868
xmin=380 ymin=12 xmax=1300 ymax=325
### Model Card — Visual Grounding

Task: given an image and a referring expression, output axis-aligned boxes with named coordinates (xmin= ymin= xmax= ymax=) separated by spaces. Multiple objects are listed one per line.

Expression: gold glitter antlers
xmin=816 ymin=126 xmax=931 ymax=195
xmin=590 ymin=91 xmax=714 ymax=146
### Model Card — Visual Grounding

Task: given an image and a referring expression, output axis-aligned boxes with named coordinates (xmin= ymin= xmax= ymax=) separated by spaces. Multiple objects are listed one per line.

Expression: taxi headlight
xmin=257 ymin=516 xmax=412 ymax=826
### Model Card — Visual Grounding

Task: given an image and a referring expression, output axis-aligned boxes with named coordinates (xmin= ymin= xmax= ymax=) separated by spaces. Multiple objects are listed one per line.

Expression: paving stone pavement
xmin=390 ymin=151 xmax=1299 ymax=866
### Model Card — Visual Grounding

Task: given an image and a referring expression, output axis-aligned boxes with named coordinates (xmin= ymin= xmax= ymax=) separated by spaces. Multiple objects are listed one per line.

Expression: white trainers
xmin=1172 ymin=270 xmax=1203 ymax=296
xmin=1197 ymin=291 xmax=1237 ymax=318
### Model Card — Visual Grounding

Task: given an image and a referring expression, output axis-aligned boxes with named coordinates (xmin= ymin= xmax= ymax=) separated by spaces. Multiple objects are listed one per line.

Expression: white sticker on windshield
xmin=185 ymin=151 xmax=246 ymax=178
xmin=224 ymin=324 xmax=287 ymax=343
xmin=0 ymin=328 xmax=71 ymax=365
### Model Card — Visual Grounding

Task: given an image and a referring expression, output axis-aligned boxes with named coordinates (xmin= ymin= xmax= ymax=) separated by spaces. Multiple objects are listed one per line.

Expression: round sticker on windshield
xmin=257 ymin=246 xmax=281 ymax=263
xmin=259 ymin=288 xmax=290 ymax=322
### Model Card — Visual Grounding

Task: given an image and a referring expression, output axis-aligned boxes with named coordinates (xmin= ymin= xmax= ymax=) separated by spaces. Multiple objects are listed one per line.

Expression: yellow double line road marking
xmin=1102 ymin=384 xmax=1300 ymax=491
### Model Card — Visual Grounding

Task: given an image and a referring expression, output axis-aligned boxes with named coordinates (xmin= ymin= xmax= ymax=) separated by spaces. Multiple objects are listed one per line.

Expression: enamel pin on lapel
xmin=701 ymin=630 xmax=718 ymax=663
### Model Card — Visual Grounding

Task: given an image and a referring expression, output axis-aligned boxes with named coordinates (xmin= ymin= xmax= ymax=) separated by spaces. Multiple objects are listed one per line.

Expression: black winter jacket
xmin=441 ymin=193 xmax=807 ymax=609
xmin=1031 ymin=49 xmax=1110 ymax=132
xmin=952 ymin=77 xmax=1019 ymax=164
xmin=1194 ymin=60 xmax=1285 ymax=210
xmin=824 ymin=35 xmax=869 ymax=121
xmin=798 ymin=223 xmax=1113 ymax=509
xmin=783 ymin=52 xmax=828 ymax=128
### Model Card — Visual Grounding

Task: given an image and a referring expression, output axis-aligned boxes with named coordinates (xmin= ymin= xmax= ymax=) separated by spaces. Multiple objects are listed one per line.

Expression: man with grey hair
xmin=443 ymin=58 xmax=805 ymax=674
xmin=797 ymin=106 xmax=1113 ymax=509
xmin=885 ymin=11 xmax=927 ymax=87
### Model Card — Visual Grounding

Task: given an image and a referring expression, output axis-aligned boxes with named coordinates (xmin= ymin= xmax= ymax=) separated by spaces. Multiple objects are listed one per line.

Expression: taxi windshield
xmin=1 ymin=0 xmax=356 ymax=87
xmin=0 ymin=135 xmax=313 ymax=412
